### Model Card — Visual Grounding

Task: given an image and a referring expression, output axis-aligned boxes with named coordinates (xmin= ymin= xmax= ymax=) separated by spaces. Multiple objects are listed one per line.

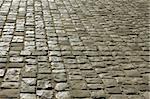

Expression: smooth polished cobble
xmin=0 ymin=0 xmax=149 ymax=99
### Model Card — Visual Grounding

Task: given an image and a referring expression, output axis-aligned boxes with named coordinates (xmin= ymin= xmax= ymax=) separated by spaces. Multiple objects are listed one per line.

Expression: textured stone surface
xmin=0 ymin=69 xmax=5 ymax=77
xmin=0 ymin=0 xmax=149 ymax=98
xmin=20 ymin=93 xmax=36 ymax=99
xmin=36 ymin=90 xmax=53 ymax=99
xmin=55 ymin=83 xmax=69 ymax=91
xmin=56 ymin=91 xmax=71 ymax=99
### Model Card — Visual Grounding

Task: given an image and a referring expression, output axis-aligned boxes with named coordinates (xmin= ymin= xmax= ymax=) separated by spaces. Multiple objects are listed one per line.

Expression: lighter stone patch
xmin=20 ymin=93 xmax=36 ymax=99
xmin=12 ymin=36 xmax=24 ymax=42
xmin=6 ymin=68 xmax=21 ymax=75
xmin=1 ymin=82 xmax=20 ymax=88
xmin=0 ymin=69 xmax=5 ymax=76
xmin=0 ymin=51 xmax=7 ymax=56
xmin=10 ymin=57 xmax=23 ymax=62
xmin=56 ymin=91 xmax=71 ymax=99
xmin=20 ymin=50 xmax=31 ymax=55
xmin=36 ymin=90 xmax=53 ymax=98
xmin=22 ymin=78 xmax=36 ymax=85
xmin=55 ymin=83 xmax=69 ymax=91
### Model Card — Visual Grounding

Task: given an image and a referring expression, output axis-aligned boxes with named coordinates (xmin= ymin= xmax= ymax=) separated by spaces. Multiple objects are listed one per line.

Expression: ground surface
xmin=0 ymin=0 xmax=149 ymax=99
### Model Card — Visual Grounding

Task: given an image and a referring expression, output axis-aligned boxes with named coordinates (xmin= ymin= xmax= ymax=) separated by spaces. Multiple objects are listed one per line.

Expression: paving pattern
xmin=0 ymin=0 xmax=150 ymax=99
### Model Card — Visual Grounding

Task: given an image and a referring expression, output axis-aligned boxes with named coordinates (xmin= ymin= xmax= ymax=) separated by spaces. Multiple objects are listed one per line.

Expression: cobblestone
xmin=0 ymin=0 xmax=149 ymax=98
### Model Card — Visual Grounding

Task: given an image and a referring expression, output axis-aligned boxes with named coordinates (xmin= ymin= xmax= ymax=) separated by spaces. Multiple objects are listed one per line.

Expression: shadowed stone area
xmin=0 ymin=0 xmax=149 ymax=99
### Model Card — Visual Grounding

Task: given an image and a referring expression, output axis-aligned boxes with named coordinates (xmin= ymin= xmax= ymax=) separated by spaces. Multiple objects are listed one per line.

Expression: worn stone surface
xmin=71 ymin=90 xmax=91 ymax=98
xmin=56 ymin=91 xmax=71 ymax=99
xmin=36 ymin=90 xmax=53 ymax=99
xmin=0 ymin=0 xmax=149 ymax=98
xmin=0 ymin=69 xmax=5 ymax=77
xmin=20 ymin=93 xmax=36 ymax=99
xmin=55 ymin=83 xmax=69 ymax=91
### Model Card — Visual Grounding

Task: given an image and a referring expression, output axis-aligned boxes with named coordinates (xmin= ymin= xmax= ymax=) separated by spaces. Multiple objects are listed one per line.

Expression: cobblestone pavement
xmin=0 ymin=0 xmax=149 ymax=99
